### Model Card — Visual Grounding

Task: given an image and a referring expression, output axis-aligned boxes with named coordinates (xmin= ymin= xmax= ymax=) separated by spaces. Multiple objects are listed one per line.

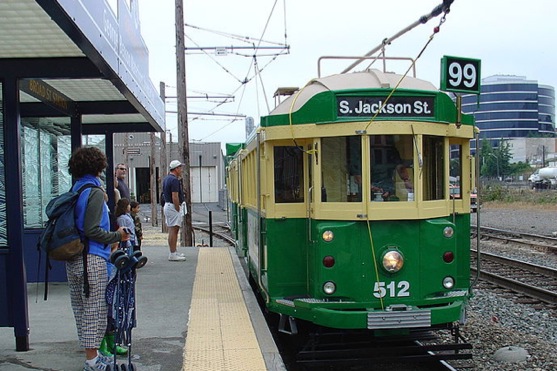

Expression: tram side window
xmin=321 ymin=136 xmax=361 ymax=202
xmin=274 ymin=146 xmax=304 ymax=203
xmin=370 ymin=135 xmax=414 ymax=201
xmin=449 ymin=144 xmax=463 ymax=199
xmin=423 ymin=136 xmax=445 ymax=201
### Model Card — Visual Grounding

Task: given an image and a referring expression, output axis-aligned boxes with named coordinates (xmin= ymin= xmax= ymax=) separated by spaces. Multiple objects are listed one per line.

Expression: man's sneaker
xmin=169 ymin=252 xmax=186 ymax=261
xmin=83 ymin=354 xmax=113 ymax=371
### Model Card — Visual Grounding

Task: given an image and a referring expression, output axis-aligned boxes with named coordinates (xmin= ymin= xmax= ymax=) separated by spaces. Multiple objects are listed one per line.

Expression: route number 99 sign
xmin=440 ymin=56 xmax=481 ymax=94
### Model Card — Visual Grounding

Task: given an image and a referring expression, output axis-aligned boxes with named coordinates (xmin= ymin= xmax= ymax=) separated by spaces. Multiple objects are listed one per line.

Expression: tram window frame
xmin=423 ymin=136 xmax=446 ymax=201
xmin=369 ymin=135 xmax=415 ymax=202
xmin=449 ymin=143 xmax=463 ymax=200
xmin=274 ymin=145 xmax=304 ymax=203
xmin=321 ymin=136 xmax=362 ymax=203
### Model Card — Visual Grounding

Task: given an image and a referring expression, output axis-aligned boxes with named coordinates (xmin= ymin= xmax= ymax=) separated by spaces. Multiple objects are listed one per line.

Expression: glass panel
xmin=423 ymin=136 xmax=445 ymax=201
xmin=274 ymin=146 xmax=304 ymax=203
xmin=21 ymin=118 xmax=71 ymax=228
xmin=450 ymin=144 xmax=463 ymax=199
xmin=0 ymin=84 xmax=6 ymax=246
xmin=322 ymin=136 xmax=361 ymax=202
xmin=369 ymin=135 xmax=414 ymax=202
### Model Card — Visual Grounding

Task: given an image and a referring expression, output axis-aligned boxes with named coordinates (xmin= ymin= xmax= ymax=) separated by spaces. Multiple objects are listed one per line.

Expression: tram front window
xmin=370 ymin=135 xmax=414 ymax=202
xmin=274 ymin=146 xmax=304 ymax=203
xmin=423 ymin=136 xmax=445 ymax=200
xmin=322 ymin=136 xmax=361 ymax=202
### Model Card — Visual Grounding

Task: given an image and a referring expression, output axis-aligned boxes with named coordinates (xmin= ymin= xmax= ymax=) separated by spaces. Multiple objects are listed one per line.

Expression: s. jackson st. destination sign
xmin=337 ymin=96 xmax=435 ymax=118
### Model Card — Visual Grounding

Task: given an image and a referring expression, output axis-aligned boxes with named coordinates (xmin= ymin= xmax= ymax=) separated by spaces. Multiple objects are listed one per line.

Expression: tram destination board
xmin=440 ymin=55 xmax=481 ymax=94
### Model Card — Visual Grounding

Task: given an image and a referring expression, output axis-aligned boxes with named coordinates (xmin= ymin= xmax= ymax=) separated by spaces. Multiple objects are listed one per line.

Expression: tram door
xmin=307 ymin=142 xmax=315 ymax=235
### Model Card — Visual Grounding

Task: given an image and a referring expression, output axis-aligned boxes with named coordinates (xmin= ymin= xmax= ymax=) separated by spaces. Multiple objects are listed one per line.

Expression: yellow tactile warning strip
xmin=183 ymin=247 xmax=268 ymax=371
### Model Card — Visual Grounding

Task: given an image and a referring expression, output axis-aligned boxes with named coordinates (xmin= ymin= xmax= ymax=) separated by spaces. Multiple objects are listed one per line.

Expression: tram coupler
xmin=278 ymin=314 xmax=298 ymax=335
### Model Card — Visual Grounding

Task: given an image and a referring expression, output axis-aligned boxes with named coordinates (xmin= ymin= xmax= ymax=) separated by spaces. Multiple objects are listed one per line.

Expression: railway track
xmin=279 ymin=326 xmax=469 ymax=371
xmin=471 ymin=250 xmax=557 ymax=305
xmin=471 ymin=225 xmax=557 ymax=254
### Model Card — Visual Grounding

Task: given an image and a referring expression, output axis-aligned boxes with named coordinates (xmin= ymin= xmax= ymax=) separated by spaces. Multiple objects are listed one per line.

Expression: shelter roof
xmin=0 ymin=0 xmax=165 ymax=133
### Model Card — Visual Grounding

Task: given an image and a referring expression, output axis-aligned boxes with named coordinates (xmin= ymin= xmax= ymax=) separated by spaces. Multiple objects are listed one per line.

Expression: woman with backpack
xmin=67 ymin=147 xmax=130 ymax=371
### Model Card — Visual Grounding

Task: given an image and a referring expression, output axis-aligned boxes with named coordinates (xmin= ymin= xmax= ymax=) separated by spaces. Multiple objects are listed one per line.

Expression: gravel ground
xmin=472 ymin=205 xmax=557 ymax=237
xmin=463 ymin=205 xmax=557 ymax=370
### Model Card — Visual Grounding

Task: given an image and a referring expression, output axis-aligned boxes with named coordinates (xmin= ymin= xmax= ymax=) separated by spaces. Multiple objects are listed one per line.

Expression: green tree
xmin=509 ymin=161 xmax=532 ymax=177
xmin=479 ymin=138 xmax=512 ymax=179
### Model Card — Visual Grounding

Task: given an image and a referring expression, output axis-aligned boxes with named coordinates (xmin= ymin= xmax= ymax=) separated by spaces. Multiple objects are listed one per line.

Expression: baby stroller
xmin=106 ymin=236 xmax=148 ymax=371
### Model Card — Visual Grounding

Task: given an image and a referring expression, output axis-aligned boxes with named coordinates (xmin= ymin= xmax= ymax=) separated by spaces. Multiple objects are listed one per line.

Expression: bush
xmin=480 ymin=185 xmax=557 ymax=205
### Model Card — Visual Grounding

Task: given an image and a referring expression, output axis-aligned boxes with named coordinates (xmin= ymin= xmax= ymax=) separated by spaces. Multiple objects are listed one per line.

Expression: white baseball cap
xmin=169 ymin=160 xmax=183 ymax=170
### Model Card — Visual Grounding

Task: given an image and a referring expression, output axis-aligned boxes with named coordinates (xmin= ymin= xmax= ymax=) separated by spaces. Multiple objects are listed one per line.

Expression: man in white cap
xmin=162 ymin=160 xmax=187 ymax=261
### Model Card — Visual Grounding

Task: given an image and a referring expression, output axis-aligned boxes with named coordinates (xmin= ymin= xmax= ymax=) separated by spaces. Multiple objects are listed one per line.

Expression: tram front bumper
xmin=273 ymin=298 xmax=467 ymax=330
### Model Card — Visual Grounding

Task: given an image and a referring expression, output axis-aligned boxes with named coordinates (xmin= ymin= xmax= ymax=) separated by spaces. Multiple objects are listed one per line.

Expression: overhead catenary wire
xmin=182 ymin=0 xmax=289 ymax=141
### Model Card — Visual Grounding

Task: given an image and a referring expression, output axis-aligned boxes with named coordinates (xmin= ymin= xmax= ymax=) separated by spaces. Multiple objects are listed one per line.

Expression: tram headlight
xmin=323 ymin=281 xmax=336 ymax=295
xmin=322 ymin=230 xmax=334 ymax=242
xmin=443 ymin=226 xmax=454 ymax=238
xmin=382 ymin=250 xmax=404 ymax=273
xmin=443 ymin=276 xmax=455 ymax=289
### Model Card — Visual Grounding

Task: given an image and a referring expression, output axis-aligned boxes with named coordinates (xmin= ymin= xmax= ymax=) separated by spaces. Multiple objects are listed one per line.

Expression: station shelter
xmin=0 ymin=0 xmax=165 ymax=351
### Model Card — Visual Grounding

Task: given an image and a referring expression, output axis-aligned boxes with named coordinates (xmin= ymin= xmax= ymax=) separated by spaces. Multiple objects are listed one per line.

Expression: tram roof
xmin=270 ymin=69 xmax=437 ymax=116
xmin=0 ymin=0 xmax=165 ymax=134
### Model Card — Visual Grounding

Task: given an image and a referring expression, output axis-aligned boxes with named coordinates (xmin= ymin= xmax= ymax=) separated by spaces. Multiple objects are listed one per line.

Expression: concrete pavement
xmin=0 ymin=203 xmax=282 ymax=371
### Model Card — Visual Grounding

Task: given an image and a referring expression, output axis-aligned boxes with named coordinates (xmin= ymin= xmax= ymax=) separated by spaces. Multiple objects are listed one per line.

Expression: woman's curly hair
xmin=68 ymin=147 xmax=108 ymax=178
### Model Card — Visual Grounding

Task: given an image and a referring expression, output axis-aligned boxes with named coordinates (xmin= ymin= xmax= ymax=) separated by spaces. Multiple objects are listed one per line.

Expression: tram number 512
xmin=440 ymin=56 xmax=481 ymax=95
xmin=373 ymin=281 xmax=410 ymax=298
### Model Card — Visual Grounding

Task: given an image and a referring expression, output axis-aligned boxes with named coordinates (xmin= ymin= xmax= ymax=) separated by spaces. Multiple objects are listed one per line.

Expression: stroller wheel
xmin=132 ymin=250 xmax=143 ymax=258
xmin=110 ymin=250 xmax=125 ymax=263
xmin=135 ymin=255 xmax=148 ymax=269
xmin=114 ymin=254 xmax=130 ymax=270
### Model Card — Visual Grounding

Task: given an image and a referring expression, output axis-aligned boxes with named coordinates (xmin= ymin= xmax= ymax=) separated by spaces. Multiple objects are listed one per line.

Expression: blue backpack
xmin=37 ymin=183 xmax=99 ymax=299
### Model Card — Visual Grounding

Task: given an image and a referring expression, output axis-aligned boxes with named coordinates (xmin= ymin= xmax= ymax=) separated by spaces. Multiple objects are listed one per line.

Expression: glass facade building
xmin=461 ymin=75 xmax=555 ymax=153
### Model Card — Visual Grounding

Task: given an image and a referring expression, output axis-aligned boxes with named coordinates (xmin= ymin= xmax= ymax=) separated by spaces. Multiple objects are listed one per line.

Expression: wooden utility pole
xmin=150 ymin=130 xmax=157 ymax=226
xmin=159 ymin=82 xmax=168 ymax=232
xmin=175 ymin=0 xmax=193 ymax=246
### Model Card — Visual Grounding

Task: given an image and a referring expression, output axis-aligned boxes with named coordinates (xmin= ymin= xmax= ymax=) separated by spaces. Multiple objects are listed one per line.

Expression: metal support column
xmin=3 ymin=77 xmax=29 ymax=351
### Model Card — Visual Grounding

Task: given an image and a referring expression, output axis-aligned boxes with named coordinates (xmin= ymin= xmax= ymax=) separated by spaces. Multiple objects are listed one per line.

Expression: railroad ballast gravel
xmin=464 ymin=206 xmax=557 ymax=370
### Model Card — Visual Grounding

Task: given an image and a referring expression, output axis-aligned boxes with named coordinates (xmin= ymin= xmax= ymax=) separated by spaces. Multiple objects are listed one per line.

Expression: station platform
xmin=0 ymin=203 xmax=285 ymax=371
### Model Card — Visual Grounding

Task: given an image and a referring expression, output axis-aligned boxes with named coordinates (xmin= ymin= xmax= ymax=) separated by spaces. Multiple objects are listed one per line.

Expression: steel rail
xmin=471 ymin=226 xmax=557 ymax=253
xmin=471 ymin=251 xmax=557 ymax=305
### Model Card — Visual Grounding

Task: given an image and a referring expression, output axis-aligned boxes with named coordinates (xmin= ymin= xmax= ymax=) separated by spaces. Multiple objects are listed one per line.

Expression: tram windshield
xmin=319 ymin=134 xmax=446 ymax=204
xmin=369 ymin=135 xmax=414 ymax=202
xmin=423 ymin=136 xmax=445 ymax=200
xmin=274 ymin=146 xmax=304 ymax=203
xmin=321 ymin=136 xmax=362 ymax=202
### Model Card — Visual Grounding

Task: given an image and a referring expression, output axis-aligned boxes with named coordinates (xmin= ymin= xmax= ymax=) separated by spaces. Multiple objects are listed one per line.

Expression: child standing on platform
xmin=130 ymin=201 xmax=143 ymax=251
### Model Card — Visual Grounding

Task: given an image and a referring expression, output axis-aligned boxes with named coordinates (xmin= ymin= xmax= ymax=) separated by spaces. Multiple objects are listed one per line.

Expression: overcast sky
xmin=138 ymin=0 xmax=557 ymax=145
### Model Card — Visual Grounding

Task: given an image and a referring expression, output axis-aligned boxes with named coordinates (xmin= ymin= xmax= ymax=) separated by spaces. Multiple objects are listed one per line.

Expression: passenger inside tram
xmin=319 ymin=135 xmax=417 ymax=202
xmin=370 ymin=135 xmax=414 ymax=202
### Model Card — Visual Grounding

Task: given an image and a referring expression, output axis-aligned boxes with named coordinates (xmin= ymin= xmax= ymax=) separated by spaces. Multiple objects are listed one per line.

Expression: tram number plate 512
xmin=373 ymin=281 xmax=410 ymax=298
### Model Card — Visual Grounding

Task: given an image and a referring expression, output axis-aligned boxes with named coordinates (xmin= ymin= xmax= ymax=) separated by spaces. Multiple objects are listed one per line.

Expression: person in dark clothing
xmin=162 ymin=160 xmax=187 ymax=261
xmin=115 ymin=163 xmax=130 ymax=200
xmin=67 ymin=147 xmax=130 ymax=371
